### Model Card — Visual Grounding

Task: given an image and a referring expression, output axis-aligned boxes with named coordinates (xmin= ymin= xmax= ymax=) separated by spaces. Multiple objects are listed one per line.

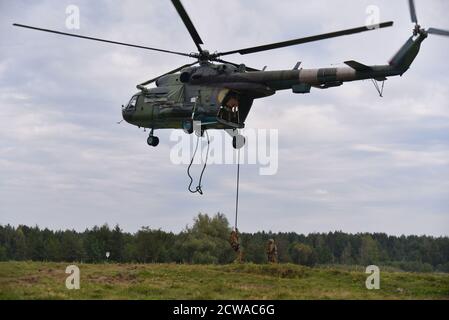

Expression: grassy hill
xmin=0 ymin=262 xmax=448 ymax=300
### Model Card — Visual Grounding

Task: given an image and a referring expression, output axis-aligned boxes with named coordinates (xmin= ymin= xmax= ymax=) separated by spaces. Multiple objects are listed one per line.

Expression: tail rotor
xmin=407 ymin=0 xmax=449 ymax=38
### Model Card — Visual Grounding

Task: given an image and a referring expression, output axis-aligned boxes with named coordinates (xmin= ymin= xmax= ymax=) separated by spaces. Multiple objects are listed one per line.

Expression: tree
xmin=13 ymin=228 xmax=27 ymax=260
xmin=60 ymin=231 xmax=84 ymax=262
xmin=44 ymin=237 xmax=61 ymax=261
xmin=110 ymin=225 xmax=125 ymax=262
xmin=289 ymin=242 xmax=316 ymax=266
xmin=135 ymin=228 xmax=173 ymax=263
xmin=241 ymin=233 xmax=266 ymax=264
xmin=83 ymin=224 xmax=114 ymax=262
xmin=340 ymin=243 xmax=353 ymax=265
xmin=178 ymin=213 xmax=234 ymax=264
xmin=0 ymin=220 xmax=448 ymax=273
xmin=25 ymin=227 xmax=45 ymax=260
xmin=276 ymin=237 xmax=292 ymax=263
xmin=0 ymin=245 xmax=7 ymax=261
xmin=360 ymin=235 xmax=380 ymax=265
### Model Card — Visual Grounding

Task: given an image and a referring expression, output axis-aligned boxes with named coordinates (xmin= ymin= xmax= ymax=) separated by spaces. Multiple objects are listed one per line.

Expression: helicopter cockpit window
xmin=126 ymin=95 xmax=138 ymax=111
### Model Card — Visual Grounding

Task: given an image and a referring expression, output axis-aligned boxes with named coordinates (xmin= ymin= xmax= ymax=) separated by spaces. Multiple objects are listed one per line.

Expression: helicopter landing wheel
xmin=147 ymin=135 xmax=159 ymax=147
xmin=232 ymin=135 xmax=246 ymax=149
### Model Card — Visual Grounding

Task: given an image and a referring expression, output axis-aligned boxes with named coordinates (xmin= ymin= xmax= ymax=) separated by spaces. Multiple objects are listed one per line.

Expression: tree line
xmin=1 ymin=213 xmax=448 ymax=273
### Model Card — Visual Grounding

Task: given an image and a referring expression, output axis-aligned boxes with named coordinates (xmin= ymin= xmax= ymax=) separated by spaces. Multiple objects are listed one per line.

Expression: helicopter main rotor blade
xmin=213 ymin=58 xmax=260 ymax=72
xmin=216 ymin=21 xmax=394 ymax=57
xmin=138 ymin=61 xmax=198 ymax=87
xmin=13 ymin=23 xmax=194 ymax=58
xmin=428 ymin=28 xmax=449 ymax=37
xmin=171 ymin=0 xmax=204 ymax=53
xmin=409 ymin=0 xmax=418 ymax=24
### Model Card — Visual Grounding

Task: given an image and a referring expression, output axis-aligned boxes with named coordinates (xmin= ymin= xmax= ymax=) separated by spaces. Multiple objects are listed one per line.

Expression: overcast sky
xmin=1 ymin=0 xmax=448 ymax=236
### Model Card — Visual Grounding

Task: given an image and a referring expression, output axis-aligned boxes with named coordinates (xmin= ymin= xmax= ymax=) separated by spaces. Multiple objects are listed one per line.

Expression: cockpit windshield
xmin=125 ymin=95 xmax=138 ymax=111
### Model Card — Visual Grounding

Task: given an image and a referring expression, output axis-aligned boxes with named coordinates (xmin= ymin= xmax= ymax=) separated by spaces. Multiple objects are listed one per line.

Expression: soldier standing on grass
xmin=266 ymin=239 xmax=278 ymax=263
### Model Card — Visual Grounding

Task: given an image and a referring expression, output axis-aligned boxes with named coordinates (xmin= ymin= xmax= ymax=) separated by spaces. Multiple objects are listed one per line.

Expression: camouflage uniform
xmin=266 ymin=239 xmax=278 ymax=263
xmin=229 ymin=229 xmax=243 ymax=263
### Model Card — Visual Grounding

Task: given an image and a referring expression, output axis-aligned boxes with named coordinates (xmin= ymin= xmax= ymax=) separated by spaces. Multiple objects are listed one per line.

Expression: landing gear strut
xmin=147 ymin=129 xmax=159 ymax=147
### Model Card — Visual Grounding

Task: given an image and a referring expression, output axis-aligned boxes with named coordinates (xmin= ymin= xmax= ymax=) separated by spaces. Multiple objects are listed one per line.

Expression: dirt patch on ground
xmin=85 ymin=272 xmax=139 ymax=285
xmin=18 ymin=275 xmax=40 ymax=284
xmin=224 ymin=264 xmax=310 ymax=279
xmin=113 ymin=272 xmax=139 ymax=283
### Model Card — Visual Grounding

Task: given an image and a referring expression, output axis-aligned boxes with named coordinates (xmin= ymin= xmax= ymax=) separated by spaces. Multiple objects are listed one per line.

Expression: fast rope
xmin=186 ymin=128 xmax=242 ymax=232
xmin=234 ymin=147 xmax=241 ymax=231
xmin=229 ymin=146 xmax=243 ymax=263
xmin=187 ymin=130 xmax=210 ymax=195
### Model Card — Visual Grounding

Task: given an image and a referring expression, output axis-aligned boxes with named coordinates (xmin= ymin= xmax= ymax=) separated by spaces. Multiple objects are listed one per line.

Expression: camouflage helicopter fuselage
xmin=122 ymin=63 xmax=264 ymax=131
xmin=122 ymin=33 xmax=426 ymax=135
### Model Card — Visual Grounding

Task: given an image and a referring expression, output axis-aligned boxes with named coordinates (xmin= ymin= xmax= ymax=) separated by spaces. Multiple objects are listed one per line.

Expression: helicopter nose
xmin=122 ymin=107 xmax=133 ymax=123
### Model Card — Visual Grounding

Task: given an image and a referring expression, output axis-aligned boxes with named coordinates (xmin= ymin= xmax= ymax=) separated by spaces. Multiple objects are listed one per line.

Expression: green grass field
xmin=0 ymin=262 xmax=448 ymax=300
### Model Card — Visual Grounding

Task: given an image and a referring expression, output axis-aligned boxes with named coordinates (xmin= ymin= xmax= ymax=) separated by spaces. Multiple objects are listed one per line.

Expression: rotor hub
xmin=413 ymin=24 xmax=422 ymax=36
xmin=198 ymin=50 xmax=211 ymax=61
xmin=413 ymin=24 xmax=428 ymax=38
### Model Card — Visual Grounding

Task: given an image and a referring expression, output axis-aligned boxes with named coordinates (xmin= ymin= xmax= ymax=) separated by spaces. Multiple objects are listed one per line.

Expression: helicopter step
xmin=147 ymin=129 xmax=159 ymax=147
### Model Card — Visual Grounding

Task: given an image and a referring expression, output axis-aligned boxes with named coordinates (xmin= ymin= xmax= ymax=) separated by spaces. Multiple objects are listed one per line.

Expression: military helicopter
xmin=13 ymin=0 xmax=449 ymax=148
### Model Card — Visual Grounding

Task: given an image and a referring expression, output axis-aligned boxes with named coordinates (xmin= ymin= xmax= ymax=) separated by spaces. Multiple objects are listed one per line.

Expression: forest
xmin=1 ymin=213 xmax=448 ymax=273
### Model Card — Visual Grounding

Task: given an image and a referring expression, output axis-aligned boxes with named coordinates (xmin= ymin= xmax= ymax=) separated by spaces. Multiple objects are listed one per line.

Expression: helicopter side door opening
xmin=217 ymin=92 xmax=243 ymax=129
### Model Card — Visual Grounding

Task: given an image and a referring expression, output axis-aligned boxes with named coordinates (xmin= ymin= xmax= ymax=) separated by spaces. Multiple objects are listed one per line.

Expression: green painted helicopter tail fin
xmin=389 ymin=34 xmax=426 ymax=74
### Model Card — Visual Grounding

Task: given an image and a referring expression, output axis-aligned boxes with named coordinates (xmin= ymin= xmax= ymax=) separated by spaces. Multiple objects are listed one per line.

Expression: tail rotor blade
xmin=409 ymin=0 xmax=418 ymax=24
xmin=428 ymin=28 xmax=449 ymax=37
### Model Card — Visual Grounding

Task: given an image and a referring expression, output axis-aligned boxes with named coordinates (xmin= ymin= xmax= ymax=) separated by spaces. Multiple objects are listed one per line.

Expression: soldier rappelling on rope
xmin=229 ymin=228 xmax=243 ymax=263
